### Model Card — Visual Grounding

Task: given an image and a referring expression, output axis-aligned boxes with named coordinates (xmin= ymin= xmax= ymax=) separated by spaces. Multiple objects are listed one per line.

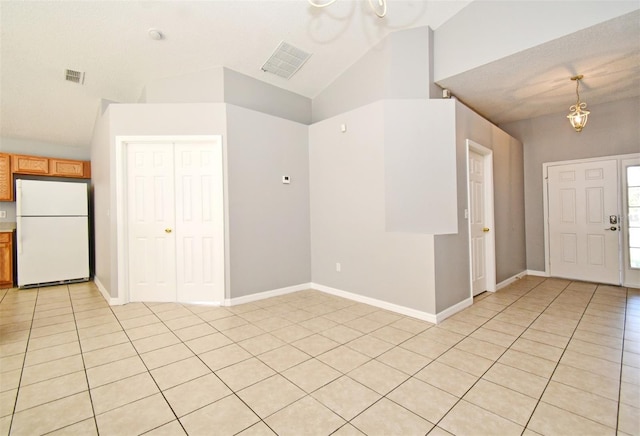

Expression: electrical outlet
xmin=0 ymin=211 xmax=6 ymax=218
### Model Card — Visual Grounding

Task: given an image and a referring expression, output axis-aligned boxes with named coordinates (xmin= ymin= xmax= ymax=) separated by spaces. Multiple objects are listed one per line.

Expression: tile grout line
xmin=425 ymin=278 xmax=586 ymax=433
xmin=521 ymin=283 xmax=626 ymax=434
xmin=615 ymin=286 xmax=629 ymax=435
xmin=327 ymin=278 xmax=549 ymax=434
xmin=5 ymin=286 xmax=39 ymax=435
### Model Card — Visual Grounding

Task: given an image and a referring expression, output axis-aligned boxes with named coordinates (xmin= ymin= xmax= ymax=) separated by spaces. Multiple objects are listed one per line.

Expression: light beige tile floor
xmin=0 ymin=277 xmax=639 ymax=435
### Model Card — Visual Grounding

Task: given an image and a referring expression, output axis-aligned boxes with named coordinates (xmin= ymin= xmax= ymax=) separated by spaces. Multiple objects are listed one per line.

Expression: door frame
xmin=542 ymin=153 xmax=640 ymax=285
xmin=466 ymin=140 xmax=496 ymax=295
xmin=115 ymin=135 xmax=227 ymax=305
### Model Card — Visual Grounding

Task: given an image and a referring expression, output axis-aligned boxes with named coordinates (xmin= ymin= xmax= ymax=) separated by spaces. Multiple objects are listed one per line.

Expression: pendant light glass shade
xmin=567 ymin=75 xmax=590 ymax=132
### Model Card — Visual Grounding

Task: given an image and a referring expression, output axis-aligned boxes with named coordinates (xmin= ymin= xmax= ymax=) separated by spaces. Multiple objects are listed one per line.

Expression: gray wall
xmin=225 ymin=104 xmax=311 ymax=297
xmin=500 ymin=96 xmax=640 ymax=272
xmin=309 ymin=101 xmax=437 ymax=313
xmin=312 ymin=27 xmax=433 ymax=123
xmin=223 ymin=69 xmax=312 ymax=126
xmin=89 ymin=107 xmax=112 ymax=294
xmin=434 ymin=101 xmax=526 ymax=312
xmin=142 ymin=66 xmax=312 ymax=125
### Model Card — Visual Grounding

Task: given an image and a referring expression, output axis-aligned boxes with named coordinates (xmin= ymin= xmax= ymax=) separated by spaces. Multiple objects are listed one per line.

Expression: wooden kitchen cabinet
xmin=0 ymin=153 xmax=91 ymax=201
xmin=49 ymin=158 xmax=91 ymax=178
xmin=12 ymin=154 xmax=49 ymax=175
xmin=0 ymin=232 xmax=13 ymax=288
xmin=0 ymin=154 xmax=11 ymax=201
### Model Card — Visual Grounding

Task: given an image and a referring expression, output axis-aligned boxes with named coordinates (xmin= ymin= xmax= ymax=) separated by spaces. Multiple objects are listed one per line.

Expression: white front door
xmin=126 ymin=138 xmax=225 ymax=303
xmin=469 ymin=150 xmax=487 ymax=295
xmin=547 ymin=159 xmax=620 ymax=284
xmin=127 ymin=143 xmax=177 ymax=301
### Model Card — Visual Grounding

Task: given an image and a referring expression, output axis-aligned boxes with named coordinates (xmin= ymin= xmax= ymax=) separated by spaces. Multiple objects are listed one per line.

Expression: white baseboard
xmin=310 ymin=283 xmax=438 ymax=324
xmin=526 ymin=269 xmax=549 ymax=277
xmin=225 ymin=283 xmax=312 ymax=306
xmin=435 ymin=297 xmax=473 ymax=324
xmin=94 ymin=277 xmax=125 ymax=306
xmin=496 ymin=271 xmax=527 ymax=290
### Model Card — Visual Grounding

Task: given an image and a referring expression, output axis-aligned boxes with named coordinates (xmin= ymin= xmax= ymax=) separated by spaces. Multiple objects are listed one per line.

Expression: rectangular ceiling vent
xmin=65 ymin=69 xmax=85 ymax=84
xmin=261 ymin=41 xmax=312 ymax=80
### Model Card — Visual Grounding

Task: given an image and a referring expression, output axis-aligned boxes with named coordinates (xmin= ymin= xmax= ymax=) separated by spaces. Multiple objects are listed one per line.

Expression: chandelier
xmin=308 ymin=0 xmax=387 ymax=18
xmin=567 ymin=75 xmax=590 ymax=132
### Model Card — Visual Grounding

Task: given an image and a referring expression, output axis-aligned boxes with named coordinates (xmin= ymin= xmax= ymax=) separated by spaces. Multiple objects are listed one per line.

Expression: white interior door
xmin=174 ymin=142 xmax=225 ymax=303
xmin=547 ymin=160 xmax=620 ymax=284
xmin=469 ymin=150 xmax=487 ymax=295
xmin=127 ymin=143 xmax=177 ymax=302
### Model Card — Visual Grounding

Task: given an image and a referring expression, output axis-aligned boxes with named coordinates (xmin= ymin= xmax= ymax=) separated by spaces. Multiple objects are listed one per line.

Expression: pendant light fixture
xmin=308 ymin=0 xmax=387 ymax=18
xmin=567 ymin=75 xmax=590 ymax=132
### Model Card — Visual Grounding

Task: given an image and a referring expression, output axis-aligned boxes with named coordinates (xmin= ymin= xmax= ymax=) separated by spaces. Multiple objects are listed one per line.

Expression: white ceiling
xmin=1 ymin=1 xmax=638 ymax=149
xmin=436 ymin=9 xmax=640 ymax=124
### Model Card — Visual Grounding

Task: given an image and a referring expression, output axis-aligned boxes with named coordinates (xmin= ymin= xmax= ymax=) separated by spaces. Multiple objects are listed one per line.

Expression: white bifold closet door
xmin=126 ymin=139 xmax=224 ymax=303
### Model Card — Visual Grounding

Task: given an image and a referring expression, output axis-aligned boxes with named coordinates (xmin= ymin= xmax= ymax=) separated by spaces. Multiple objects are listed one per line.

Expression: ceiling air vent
xmin=261 ymin=42 xmax=312 ymax=80
xmin=65 ymin=69 xmax=85 ymax=84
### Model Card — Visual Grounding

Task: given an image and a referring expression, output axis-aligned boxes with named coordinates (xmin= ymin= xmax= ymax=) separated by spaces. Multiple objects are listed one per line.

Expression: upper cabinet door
xmin=49 ymin=158 xmax=91 ymax=178
xmin=12 ymin=154 xmax=49 ymax=175
xmin=0 ymin=154 xmax=12 ymax=201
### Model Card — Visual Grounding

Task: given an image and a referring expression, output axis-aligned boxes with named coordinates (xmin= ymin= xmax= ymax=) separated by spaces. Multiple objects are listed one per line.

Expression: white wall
xmin=500 ymin=96 xmax=640 ymax=272
xmin=384 ymin=99 xmax=457 ymax=234
xmin=434 ymin=0 xmax=639 ymax=81
xmin=309 ymin=102 xmax=437 ymax=314
xmin=91 ymin=103 xmax=228 ymax=299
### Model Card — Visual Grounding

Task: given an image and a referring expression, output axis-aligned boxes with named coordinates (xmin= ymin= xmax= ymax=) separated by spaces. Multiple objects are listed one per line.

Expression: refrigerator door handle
xmin=16 ymin=180 xmax=22 ymax=216
xmin=16 ymin=216 xmax=22 ymax=255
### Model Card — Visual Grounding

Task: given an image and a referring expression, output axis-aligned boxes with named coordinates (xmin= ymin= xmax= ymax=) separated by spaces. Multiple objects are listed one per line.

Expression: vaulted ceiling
xmin=1 ymin=1 xmax=638 ymax=148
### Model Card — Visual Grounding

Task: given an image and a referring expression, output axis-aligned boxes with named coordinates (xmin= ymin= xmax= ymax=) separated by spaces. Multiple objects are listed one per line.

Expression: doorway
xmin=544 ymin=154 xmax=640 ymax=286
xmin=467 ymin=140 xmax=496 ymax=296
xmin=118 ymin=136 xmax=225 ymax=304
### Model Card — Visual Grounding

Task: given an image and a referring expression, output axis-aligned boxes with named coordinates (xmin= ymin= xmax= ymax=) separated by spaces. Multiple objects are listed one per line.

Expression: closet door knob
xmin=165 ymin=228 xmax=172 ymax=234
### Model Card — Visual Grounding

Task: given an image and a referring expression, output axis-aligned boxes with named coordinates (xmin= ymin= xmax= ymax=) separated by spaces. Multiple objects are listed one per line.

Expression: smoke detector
xmin=65 ymin=69 xmax=85 ymax=84
xmin=261 ymin=41 xmax=312 ymax=80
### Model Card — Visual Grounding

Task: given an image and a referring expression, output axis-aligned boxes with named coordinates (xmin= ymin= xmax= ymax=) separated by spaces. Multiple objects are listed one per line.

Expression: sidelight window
xmin=628 ymin=165 xmax=640 ymax=269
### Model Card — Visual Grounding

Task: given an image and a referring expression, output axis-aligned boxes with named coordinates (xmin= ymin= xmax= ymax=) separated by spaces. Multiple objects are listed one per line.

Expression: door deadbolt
xmin=165 ymin=228 xmax=172 ymax=233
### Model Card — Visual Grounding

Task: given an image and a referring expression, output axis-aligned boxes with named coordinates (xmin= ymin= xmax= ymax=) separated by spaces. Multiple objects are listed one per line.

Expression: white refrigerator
xmin=16 ymin=179 xmax=90 ymax=288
